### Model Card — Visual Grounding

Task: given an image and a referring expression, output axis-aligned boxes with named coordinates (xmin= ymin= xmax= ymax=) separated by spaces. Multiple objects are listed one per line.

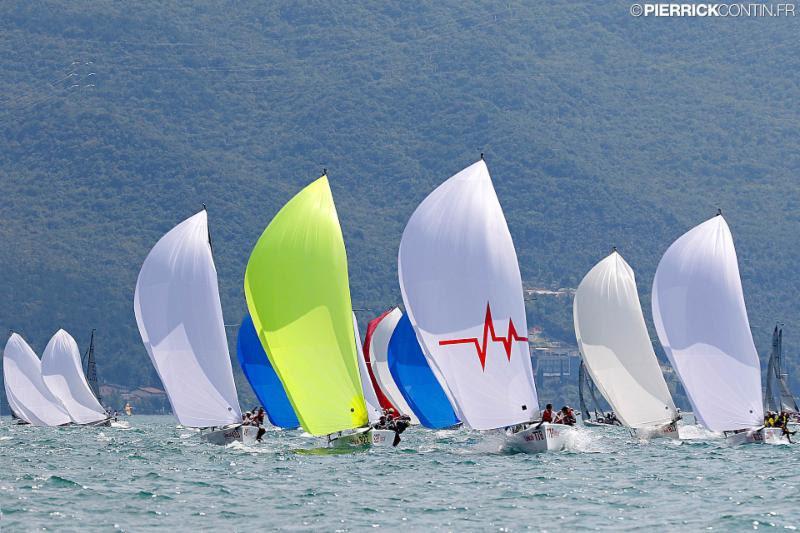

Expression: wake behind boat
xmin=134 ymin=208 xmax=252 ymax=446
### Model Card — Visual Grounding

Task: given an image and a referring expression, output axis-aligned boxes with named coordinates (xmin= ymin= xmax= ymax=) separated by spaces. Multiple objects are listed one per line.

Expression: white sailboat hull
xmin=327 ymin=428 xmax=401 ymax=448
xmin=200 ymin=425 xmax=259 ymax=446
xmin=726 ymin=427 xmax=791 ymax=446
xmin=633 ymin=421 xmax=679 ymax=440
xmin=369 ymin=429 xmax=397 ymax=447
xmin=503 ymin=422 xmax=572 ymax=453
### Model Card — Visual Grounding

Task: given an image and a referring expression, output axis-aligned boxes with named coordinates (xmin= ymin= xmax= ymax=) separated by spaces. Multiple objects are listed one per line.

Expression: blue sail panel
xmin=236 ymin=314 xmax=299 ymax=429
xmin=388 ymin=314 xmax=459 ymax=429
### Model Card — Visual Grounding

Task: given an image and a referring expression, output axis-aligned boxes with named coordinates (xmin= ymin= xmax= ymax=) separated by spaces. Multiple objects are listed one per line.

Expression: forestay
xmin=398 ymin=160 xmax=538 ymax=430
xmin=388 ymin=314 xmax=460 ymax=429
xmin=652 ymin=215 xmax=762 ymax=431
xmin=574 ymin=251 xmax=676 ymax=428
xmin=244 ymin=176 xmax=367 ymax=436
xmin=3 ymin=333 xmax=71 ymax=426
xmin=367 ymin=308 xmax=420 ymax=424
xmin=236 ymin=315 xmax=299 ymax=429
xmin=41 ymin=330 xmax=107 ymax=424
xmin=134 ymin=210 xmax=242 ymax=428
xmin=354 ymin=314 xmax=382 ymax=424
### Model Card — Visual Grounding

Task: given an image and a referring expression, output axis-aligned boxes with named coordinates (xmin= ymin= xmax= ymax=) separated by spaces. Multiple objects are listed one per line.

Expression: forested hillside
xmin=1 ymin=1 xmax=799 ymax=409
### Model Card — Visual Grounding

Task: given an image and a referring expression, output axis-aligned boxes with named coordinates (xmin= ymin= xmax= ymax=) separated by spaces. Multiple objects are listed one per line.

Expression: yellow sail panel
xmin=244 ymin=176 xmax=366 ymax=435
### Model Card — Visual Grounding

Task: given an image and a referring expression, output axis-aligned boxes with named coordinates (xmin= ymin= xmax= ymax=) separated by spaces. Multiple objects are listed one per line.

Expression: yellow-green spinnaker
xmin=244 ymin=176 xmax=367 ymax=436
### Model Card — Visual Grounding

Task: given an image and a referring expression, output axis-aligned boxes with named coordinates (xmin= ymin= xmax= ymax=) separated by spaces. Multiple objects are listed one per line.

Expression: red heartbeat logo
xmin=439 ymin=303 xmax=528 ymax=370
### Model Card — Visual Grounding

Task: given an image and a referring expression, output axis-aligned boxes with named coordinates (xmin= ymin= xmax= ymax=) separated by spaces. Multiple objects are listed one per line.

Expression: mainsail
xmin=652 ymin=214 xmax=763 ymax=432
xmin=244 ymin=176 xmax=368 ymax=436
xmin=574 ymin=251 xmax=677 ymax=428
xmin=82 ymin=329 xmax=100 ymax=404
xmin=354 ymin=313 xmax=382 ymax=424
xmin=366 ymin=308 xmax=420 ymax=424
xmin=134 ymin=210 xmax=242 ymax=428
xmin=764 ymin=326 xmax=799 ymax=413
xmin=2 ymin=333 xmax=71 ymax=426
xmin=236 ymin=314 xmax=299 ymax=429
xmin=388 ymin=314 xmax=459 ymax=429
xmin=41 ymin=329 xmax=107 ymax=424
xmin=398 ymin=160 xmax=538 ymax=430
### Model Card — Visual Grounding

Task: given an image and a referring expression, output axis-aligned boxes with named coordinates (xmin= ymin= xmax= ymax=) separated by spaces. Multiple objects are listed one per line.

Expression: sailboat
xmin=387 ymin=313 xmax=460 ymax=429
xmin=2 ymin=333 xmax=71 ymax=426
xmin=244 ymin=175 xmax=389 ymax=448
xmin=652 ymin=213 xmax=785 ymax=445
xmin=574 ymin=250 xmax=679 ymax=438
xmin=364 ymin=308 xmax=420 ymax=424
xmin=40 ymin=329 xmax=109 ymax=426
xmin=236 ymin=314 xmax=299 ymax=429
xmin=764 ymin=325 xmax=799 ymax=417
xmin=399 ymin=159 xmax=570 ymax=452
xmin=134 ymin=209 xmax=255 ymax=445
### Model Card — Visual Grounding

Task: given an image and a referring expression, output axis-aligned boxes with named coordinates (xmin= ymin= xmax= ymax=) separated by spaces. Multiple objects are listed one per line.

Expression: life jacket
xmin=541 ymin=409 xmax=553 ymax=422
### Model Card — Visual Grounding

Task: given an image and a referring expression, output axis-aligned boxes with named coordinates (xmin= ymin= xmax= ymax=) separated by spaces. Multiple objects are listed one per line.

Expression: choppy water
xmin=0 ymin=416 xmax=798 ymax=531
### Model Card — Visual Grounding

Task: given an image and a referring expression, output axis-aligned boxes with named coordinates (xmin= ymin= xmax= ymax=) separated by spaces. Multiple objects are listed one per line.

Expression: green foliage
xmin=1 ymin=1 xmax=798 ymax=411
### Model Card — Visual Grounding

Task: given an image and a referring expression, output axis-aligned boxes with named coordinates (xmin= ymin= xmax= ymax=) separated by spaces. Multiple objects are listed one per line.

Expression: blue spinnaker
xmin=388 ymin=314 xmax=459 ymax=429
xmin=236 ymin=314 xmax=299 ymax=429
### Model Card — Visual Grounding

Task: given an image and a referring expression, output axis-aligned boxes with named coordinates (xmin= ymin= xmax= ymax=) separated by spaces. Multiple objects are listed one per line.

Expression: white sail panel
xmin=2 ymin=334 xmax=71 ymax=426
xmin=41 ymin=330 xmax=107 ymax=424
xmin=574 ymin=251 xmax=676 ymax=428
xmin=398 ymin=160 xmax=538 ymax=430
xmin=370 ymin=308 xmax=420 ymax=424
xmin=353 ymin=314 xmax=381 ymax=424
xmin=652 ymin=215 xmax=762 ymax=431
xmin=134 ymin=210 xmax=242 ymax=428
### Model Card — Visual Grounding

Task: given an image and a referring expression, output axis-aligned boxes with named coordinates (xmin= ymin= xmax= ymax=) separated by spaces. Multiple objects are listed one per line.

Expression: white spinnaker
xmin=370 ymin=308 xmax=420 ymax=424
xmin=41 ymin=330 xmax=107 ymax=424
xmin=398 ymin=160 xmax=538 ymax=430
xmin=574 ymin=251 xmax=676 ymax=429
xmin=2 ymin=334 xmax=71 ymax=426
xmin=353 ymin=313 xmax=381 ymax=424
xmin=134 ymin=210 xmax=242 ymax=428
xmin=652 ymin=215 xmax=763 ymax=431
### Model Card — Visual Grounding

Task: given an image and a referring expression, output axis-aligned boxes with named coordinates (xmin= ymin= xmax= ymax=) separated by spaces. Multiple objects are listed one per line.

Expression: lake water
xmin=1 ymin=416 xmax=797 ymax=531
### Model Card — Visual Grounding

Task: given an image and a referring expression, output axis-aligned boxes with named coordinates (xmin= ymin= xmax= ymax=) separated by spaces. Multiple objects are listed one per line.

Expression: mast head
xmin=716 ymin=208 xmax=722 ymax=216
xmin=480 ymin=152 xmax=484 ymax=160
xmin=611 ymin=245 xmax=617 ymax=254
xmin=202 ymin=203 xmax=207 ymax=212
xmin=322 ymin=168 xmax=327 ymax=178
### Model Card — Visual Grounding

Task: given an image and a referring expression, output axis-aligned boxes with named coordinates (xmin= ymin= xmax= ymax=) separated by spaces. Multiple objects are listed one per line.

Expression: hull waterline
xmin=200 ymin=425 xmax=259 ymax=446
xmin=503 ymin=422 xmax=573 ymax=453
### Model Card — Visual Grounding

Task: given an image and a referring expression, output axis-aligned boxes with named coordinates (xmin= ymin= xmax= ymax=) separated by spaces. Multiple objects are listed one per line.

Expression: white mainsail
xmin=134 ymin=210 xmax=242 ymax=428
xmin=2 ymin=333 xmax=71 ymax=426
xmin=353 ymin=313 xmax=382 ymax=424
xmin=574 ymin=250 xmax=677 ymax=428
xmin=369 ymin=308 xmax=420 ymax=424
xmin=41 ymin=329 xmax=107 ymax=424
xmin=398 ymin=160 xmax=538 ymax=430
xmin=652 ymin=214 xmax=762 ymax=431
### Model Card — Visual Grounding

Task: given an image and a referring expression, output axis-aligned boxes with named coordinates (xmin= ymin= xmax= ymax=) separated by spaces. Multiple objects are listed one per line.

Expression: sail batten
xmin=574 ymin=251 xmax=676 ymax=428
xmin=134 ymin=210 xmax=242 ymax=428
xmin=244 ymin=176 xmax=367 ymax=436
xmin=3 ymin=333 xmax=71 ymax=426
xmin=41 ymin=330 xmax=107 ymax=425
xmin=398 ymin=160 xmax=538 ymax=430
xmin=652 ymin=215 xmax=762 ymax=431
